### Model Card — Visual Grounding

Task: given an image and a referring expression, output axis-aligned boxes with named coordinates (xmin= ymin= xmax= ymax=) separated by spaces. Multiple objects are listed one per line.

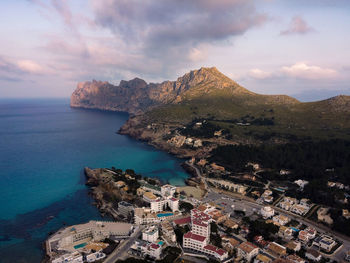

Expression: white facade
xmin=237 ymin=242 xmax=259 ymax=262
xmin=261 ymin=206 xmax=274 ymax=219
xmin=142 ymin=226 xmax=159 ymax=243
xmin=161 ymin=184 xmax=176 ymax=197
xmin=150 ymin=197 xmax=179 ymax=213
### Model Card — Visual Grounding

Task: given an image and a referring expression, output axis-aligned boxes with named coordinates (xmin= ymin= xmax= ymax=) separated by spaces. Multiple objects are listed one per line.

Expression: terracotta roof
xmin=183 ymin=231 xmax=206 ymax=242
xmin=193 ymin=219 xmax=208 ymax=227
xmin=174 ymin=216 xmax=191 ymax=225
xmin=150 ymin=243 xmax=160 ymax=249
xmin=307 ymin=249 xmax=321 ymax=258
xmin=203 ymin=244 xmax=227 ymax=256
xmin=287 ymin=254 xmax=304 ymax=263
xmin=238 ymin=242 xmax=258 ymax=253
xmin=267 ymin=242 xmax=286 ymax=255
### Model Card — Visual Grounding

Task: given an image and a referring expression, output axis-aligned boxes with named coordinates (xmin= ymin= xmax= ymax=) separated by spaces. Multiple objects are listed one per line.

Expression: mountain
xmin=71 ymin=67 xmax=298 ymax=114
xmin=71 ymin=67 xmax=350 ymax=147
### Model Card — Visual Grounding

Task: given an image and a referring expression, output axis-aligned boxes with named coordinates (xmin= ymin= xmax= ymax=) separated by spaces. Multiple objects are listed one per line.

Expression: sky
xmin=0 ymin=0 xmax=349 ymax=101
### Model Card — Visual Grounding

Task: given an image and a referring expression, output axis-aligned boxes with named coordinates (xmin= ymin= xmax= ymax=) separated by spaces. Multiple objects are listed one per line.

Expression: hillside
xmin=71 ymin=67 xmax=350 ymax=157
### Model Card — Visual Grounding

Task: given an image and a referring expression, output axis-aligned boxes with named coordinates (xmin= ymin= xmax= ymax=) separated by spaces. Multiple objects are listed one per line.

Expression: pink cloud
xmin=280 ymin=16 xmax=314 ymax=35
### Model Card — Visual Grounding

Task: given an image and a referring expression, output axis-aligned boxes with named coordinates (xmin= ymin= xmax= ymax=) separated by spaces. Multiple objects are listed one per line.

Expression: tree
xmin=179 ymin=202 xmax=194 ymax=213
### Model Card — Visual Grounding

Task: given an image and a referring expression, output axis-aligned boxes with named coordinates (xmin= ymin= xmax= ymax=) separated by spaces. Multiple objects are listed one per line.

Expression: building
xmin=304 ymin=227 xmax=316 ymax=239
xmin=317 ymin=207 xmax=334 ymax=225
xmin=298 ymin=231 xmax=309 ymax=243
xmin=267 ymin=242 xmax=286 ymax=257
xmin=141 ymin=183 xmax=162 ymax=195
xmin=312 ymin=235 xmax=336 ymax=252
xmin=278 ymin=226 xmax=293 ymax=239
xmin=161 ymin=221 xmax=176 ymax=243
xmin=161 ymin=184 xmax=176 ymax=197
xmin=237 ymin=242 xmax=259 ymax=262
xmin=286 ymin=254 xmax=306 ymax=263
xmin=294 ymin=180 xmax=309 ymax=189
xmin=142 ymin=243 xmax=162 ymax=259
xmin=150 ymin=197 xmax=179 ymax=213
xmin=142 ymin=226 xmax=159 ymax=243
xmin=290 ymin=204 xmax=309 ymax=216
xmin=306 ymin=249 xmax=322 ymax=262
xmin=182 ymin=209 xmax=228 ymax=261
xmin=273 ymin=215 xmax=290 ymax=226
xmin=286 ymin=240 xmax=301 ymax=252
xmin=134 ymin=208 xmax=159 ymax=225
xmin=47 ymin=221 xmax=133 ymax=255
xmin=254 ymin=253 xmax=273 ymax=263
xmin=174 ymin=216 xmax=191 ymax=226
xmin=143 ymin=191 xmax=158 ymax=203
xmin=279 ymin=201 xmax=291 ymax=211
xmin=261 ymin=206 xmax=275 ymax=219
xmin=202 ymin=244 xmax=228 ymax=261
xmin=118 ymin=201 xmax=134 ymax=217
xmin=222 ymin=236 xmax=241 ymax=252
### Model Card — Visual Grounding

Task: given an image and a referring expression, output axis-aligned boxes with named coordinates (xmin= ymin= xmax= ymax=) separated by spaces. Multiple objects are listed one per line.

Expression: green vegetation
xmin=243 ymin=217 xmax=279 ymax=241
xmin=179 ymin=202 xmax=194 ymax=213
xmin=210 ymin=140 xmax=350 ymax=207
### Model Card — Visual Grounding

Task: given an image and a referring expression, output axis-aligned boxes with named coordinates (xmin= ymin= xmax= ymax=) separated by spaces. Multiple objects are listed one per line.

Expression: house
xmin=261 ymin=206 xmax=275 ymax=219
xmin=279 ymin=201 xmax=291 ymax=211
xmin=142 ymin=243 xmax=162 ymax=259
xmin=286 ymin=240 xmax=301 ymax=252
xmin=298 ymin=231 xmax=309 ymax=243
xmin=142 ymin=226 xmax=159 ymax=243
xmin=286 ymin=254 xmax=306 ymax=263
xmin=161 ymin=221 xmax=176 ymax=243
xmin=273 ymin=215 xmax=290 ymax=226
xmin=306 ymin=249 xmax=322 ymax=262
xmin=294 ymin=180 xmax=309 ymax=189
xmin=237 ymin=242 xmax=259 ymax=262
xmin=304 ymin=227 xmax=316 ymax=240
xmin=290 ymin=204 xmax=309 ymax=216
xmin=317 ymin=207 xmax=334 ymax=225
xmin=143 ymin=191 xmax=158 ymax=203
xmin=343 ymin=209 xmax=350 ymax=219
xmin=278 ymin=226 xmax=293 ymax=239
xmin=222 ymin=237 xmax=240 ymax=252
xmin=312 ymin=235 xmax=336 ymax=252
xmin=263 ymin=196 xmax=274 ymax=203
xmin=254 ymin=253 xmax=273 ymax=263
xmin=266 ymin=242 xmax=286 ymax=257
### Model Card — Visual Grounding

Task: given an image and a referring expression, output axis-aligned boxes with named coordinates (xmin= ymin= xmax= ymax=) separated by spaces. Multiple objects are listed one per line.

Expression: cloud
xmin=248 ymin=68 xmax=272 ymax=79
xmin=280 ymin=16 xmax=314 ymax=35
xmin=17 ymin=60 xmax=45 ymax=74
xmin=91 ymin=0 xmax=268 ymax=70
xmin=281 ymin=63 xmax=337 ymax=79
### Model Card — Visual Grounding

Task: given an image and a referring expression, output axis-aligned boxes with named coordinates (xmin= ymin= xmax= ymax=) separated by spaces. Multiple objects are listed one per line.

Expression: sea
xmin=0 ymin=98 xmax=189 ymax=263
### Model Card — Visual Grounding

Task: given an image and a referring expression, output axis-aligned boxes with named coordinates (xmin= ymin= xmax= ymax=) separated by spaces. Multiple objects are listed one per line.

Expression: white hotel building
xmin=183 ymin=209 xmax=228 ymax=261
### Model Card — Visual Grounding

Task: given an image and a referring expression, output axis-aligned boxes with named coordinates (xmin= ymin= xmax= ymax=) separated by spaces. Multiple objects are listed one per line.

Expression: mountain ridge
xmin=71 ymin=67 xmax=304 ymax=115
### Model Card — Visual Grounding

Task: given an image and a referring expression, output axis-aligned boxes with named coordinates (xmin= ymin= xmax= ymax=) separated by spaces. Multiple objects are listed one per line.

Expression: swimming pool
xmin=157 ymin=213 xmax=174 ymax=218
xmin=290 ymin=227 xmax=299 ymax=232
xmin=158 ymin=241 xmax=164 ymax=245
xmin=74 ymin=242 xmax=87 ymax=249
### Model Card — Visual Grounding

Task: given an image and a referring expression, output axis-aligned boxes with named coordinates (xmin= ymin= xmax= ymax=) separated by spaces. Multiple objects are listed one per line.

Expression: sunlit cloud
xmin=281 ymin=63 xmax=337 ymax=79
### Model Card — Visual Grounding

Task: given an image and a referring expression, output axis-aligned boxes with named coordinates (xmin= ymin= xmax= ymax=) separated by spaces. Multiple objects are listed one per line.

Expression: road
xmin=104 ymin=225 xmax=144 ymax=263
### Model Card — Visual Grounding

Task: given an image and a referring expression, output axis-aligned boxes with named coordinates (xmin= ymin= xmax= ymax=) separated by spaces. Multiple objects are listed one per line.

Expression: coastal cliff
xmin=71 ymin=67 xmax=350 ymax=157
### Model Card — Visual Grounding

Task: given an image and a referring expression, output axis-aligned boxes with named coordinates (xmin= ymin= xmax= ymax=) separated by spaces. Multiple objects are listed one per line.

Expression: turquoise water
xmin=158 ymin=241 xmax=164 ymax=245
xmin=157 ymin=213 xmax=174 ymax=218
xmin=290 ymin=227 xmax=300 ymax=232
xmin=0 ymin=98 xmax=189 ymax=262
xmin=74 ymin=242 xmax=87 ymax=249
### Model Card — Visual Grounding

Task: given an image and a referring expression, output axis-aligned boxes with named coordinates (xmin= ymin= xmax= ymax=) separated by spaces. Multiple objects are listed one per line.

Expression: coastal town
xmin=45 ymin=157 xmax=350 ymax=263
